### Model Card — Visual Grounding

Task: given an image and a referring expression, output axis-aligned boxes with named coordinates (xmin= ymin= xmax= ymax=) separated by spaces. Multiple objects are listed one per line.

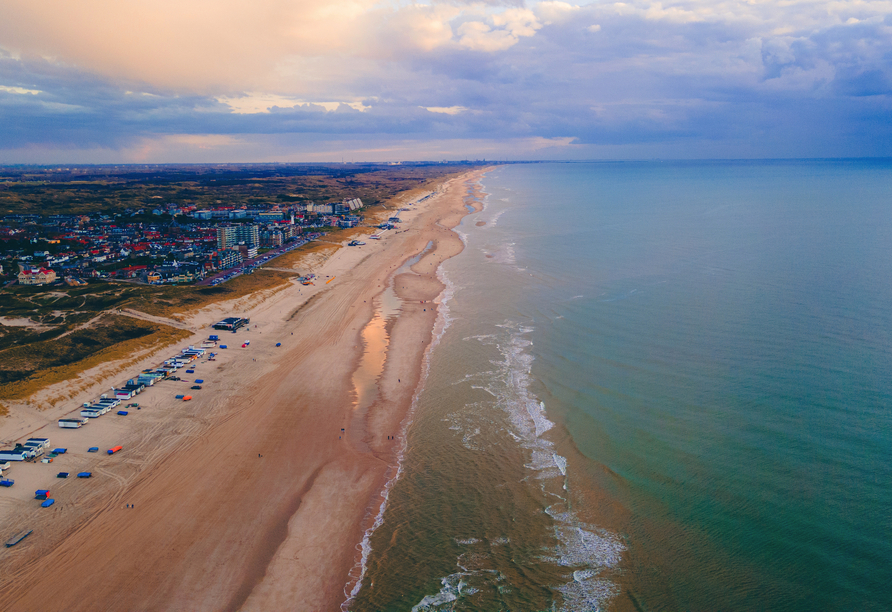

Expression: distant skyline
xmin=1 ymin=0 xmax=891 ymax=163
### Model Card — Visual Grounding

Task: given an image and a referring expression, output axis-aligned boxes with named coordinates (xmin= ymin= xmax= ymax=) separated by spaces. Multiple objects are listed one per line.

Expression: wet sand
xmin=0 ymin=168 xmax=490 ymax=611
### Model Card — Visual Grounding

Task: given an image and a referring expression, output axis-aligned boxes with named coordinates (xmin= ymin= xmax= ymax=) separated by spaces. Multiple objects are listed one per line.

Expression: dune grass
xmin=0 ymin=315 xmax=191 ymax=415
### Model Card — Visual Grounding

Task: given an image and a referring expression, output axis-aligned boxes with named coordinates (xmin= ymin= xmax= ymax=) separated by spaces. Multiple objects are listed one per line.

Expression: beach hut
xmin=107 ymin=446 xmax=123 ymax=455
xmin=41 ymin=499 xmax=55 ymax=508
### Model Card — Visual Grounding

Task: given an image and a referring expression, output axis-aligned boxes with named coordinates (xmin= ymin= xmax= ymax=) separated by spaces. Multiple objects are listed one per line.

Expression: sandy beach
xmin=0 ymin=167 xmax=490 ymax=611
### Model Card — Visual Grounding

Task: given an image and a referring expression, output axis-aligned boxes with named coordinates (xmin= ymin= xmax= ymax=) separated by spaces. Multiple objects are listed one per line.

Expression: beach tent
xmin=52 ymin=448 xmax=67 ymax=454
xmin=276 ymin=343 xmax=281 ymax=347
xmin=183 ymin=396 xmax=192 ymax=401
xmin=107 ymin=446 xmax=122 ymax=455
xmin=195 ymin=379 xmax=204 ymax=384
xmin=77 ymin=472 xmax=92 ymax=478
xmin=41 ymin=498 xmax=55 ymax=508
xmin=57 ymin=472 xmax=69 ymax=478
xmin=88 ymin=447 xmax=99 ymax=453
xmin=220 ymin=345 xmax=227 ymax=349
xmin=117 ymin=411 xmax=128 ymax=416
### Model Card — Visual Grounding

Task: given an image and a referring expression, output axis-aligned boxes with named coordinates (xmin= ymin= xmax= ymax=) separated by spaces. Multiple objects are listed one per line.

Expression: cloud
xmin=536 ymin=1 xmax=581 ymax=24
xmin=424 ymin=106 xmax=470 ymax=115
xmin=0 ymin=84 xmax=40 ymax=95
xmin=457 ymin=8 xmax=542 ymax=51
xmin=2 ymin=0 xmax=892 ymax=161
xmin=216 ymin=93 xmax=371 ymax=114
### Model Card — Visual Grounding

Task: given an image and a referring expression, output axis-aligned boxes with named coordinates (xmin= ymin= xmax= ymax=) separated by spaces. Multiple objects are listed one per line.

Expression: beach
xmin=0 ymin=167 xmax=489 ymax=611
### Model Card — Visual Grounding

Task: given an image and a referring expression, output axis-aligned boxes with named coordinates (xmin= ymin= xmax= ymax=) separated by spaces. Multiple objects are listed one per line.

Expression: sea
xmin=346 ymin=160 xmax=892 ymax=611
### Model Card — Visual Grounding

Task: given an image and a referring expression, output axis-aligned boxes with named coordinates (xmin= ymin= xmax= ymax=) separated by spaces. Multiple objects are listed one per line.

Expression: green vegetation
xmin=0 ymin=314 xmax=157 ymax=386
xmin=0 ymin=318 xmax=192 ymax=414
xmin=0 ymin=163 xmax=472 ymax=216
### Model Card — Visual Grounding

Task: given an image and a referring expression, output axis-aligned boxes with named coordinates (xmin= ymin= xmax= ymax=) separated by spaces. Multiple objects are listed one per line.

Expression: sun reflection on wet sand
xmin=352 ymin=285 xmax=402 ymax=412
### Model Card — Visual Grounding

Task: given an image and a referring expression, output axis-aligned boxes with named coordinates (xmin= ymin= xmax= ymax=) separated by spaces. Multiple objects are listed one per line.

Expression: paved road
xmin=195 ymin=233 xmax=323 ymax=287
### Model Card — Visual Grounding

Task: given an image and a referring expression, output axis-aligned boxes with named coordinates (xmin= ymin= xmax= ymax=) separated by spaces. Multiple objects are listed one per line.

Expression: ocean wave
xmin=488 ymin=208 xmax=508 ymax=227
xmin=463 ymin=321 xmax=625 ymax=611
xmin=410 ymin=571 xmax=498 ymax=612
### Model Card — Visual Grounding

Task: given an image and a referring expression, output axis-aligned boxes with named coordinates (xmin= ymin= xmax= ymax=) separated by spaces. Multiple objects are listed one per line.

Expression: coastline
xmin=0 ymin=167 xmax=491 ymax=611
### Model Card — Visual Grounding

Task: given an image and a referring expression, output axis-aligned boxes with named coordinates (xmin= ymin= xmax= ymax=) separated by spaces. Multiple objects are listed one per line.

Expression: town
xmin=0 ymin=162 xmax=467 ymax=287
xmin=2 ymin=197 xmax=367 ymax=286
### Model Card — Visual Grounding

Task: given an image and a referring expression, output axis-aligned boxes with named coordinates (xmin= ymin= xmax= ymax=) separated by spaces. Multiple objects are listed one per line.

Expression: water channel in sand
xmin=352 ymin=285 xmax=402 ymax=415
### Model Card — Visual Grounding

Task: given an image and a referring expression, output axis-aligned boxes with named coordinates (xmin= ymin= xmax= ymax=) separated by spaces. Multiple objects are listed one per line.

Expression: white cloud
xmin=458 ymin=8 xmax=542 ymax=51
xmin=424 ymin=106 xmax=469 ymax=114
xmin=458 ymin=21 xmax=519 ymax=51
xmin=0 ymin=85 xmax=41 ymax=95
xmin=216 ymin=93 xmax=370 ymax=114
xmin=536 ymin=1 xmax=581 ymax=24
xmin=492 ymin=8 xmax=542 ymax=37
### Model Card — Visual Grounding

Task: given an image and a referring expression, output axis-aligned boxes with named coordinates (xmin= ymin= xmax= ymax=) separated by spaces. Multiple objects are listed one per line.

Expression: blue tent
xmin=41 ymin=499 xmax=55 ymax=507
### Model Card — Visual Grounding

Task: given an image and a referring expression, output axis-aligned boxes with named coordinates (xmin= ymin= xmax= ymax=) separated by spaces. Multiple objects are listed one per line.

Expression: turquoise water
xmin=349 ymin=160 xmax=892 ymax=611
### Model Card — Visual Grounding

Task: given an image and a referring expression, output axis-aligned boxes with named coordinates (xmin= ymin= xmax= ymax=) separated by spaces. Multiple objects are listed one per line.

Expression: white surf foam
xmin=461 ymin=321 xmax=626 ymax=611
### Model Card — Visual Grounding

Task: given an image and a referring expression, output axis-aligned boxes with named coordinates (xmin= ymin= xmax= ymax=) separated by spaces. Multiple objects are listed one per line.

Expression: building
xmin=212 ymin=317 xmax=249 ymax=331
xmin=113 ymin=265 xmax=147 ymax=279
xmin=236 ymin=244 xmax=258 ymax=260
xmin=211 ymin=248 xmax=243 ymax=270
xmin=217 ymin=224 xmax=259 ymax=249
xmin=260 ymin=228 xmax=284 ymax=248
xmin=18 ymin=267 xmax=57 ymax=285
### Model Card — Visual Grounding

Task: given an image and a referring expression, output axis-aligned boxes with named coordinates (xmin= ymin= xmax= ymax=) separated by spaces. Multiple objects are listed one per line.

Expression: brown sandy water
xmin=347 ymin=170 xmax=635 ymax=612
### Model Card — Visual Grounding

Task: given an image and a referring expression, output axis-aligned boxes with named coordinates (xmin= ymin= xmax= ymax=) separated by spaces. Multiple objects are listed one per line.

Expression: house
xmin=113 ymin=265 xmax=147 ymax=279
xmin=18 ymin=267 xmax=57 ymax=285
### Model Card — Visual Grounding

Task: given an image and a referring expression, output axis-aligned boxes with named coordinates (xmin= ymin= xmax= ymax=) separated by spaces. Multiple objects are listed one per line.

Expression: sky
xmin=1 ymin=0 xmax=891 ymax=163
